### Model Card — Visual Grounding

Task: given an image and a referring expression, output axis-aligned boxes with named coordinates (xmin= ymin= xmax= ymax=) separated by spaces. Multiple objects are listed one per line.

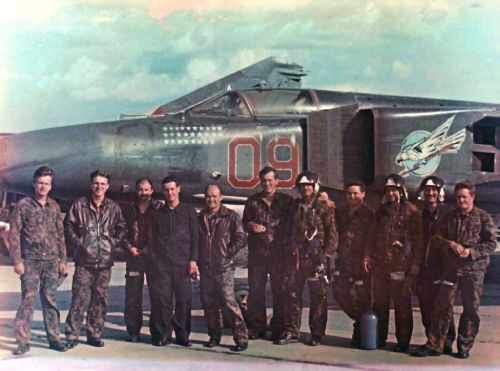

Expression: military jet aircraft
xmin=0 ymin=57 xmax=498 ymax=240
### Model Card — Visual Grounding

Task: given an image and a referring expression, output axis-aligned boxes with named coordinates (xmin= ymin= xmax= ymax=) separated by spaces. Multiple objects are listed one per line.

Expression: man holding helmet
xmin=279 ymin=171 xmax=338 ymax=346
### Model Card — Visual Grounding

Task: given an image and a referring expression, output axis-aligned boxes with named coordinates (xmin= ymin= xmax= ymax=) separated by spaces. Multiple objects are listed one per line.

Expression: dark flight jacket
xmin=151 ymin=202 xmax=199 ymax=267
xmin=198 ymin=205 xmax=247 ymax=273
xmin=65 ymin=197 xmax=127 ymax=269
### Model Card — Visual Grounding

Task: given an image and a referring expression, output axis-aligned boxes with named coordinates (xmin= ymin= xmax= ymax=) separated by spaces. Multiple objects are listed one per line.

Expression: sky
xmin=0 ymin=0 xmax=499 ymax=133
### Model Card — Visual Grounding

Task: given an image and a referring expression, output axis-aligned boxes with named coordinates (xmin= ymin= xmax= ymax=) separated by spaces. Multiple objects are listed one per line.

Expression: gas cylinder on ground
xmin=360 ymin=308 xmax=377 ymax=350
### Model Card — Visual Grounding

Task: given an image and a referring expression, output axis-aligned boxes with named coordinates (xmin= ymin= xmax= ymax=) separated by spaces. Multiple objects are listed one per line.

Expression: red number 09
xmin=228 ymin=137 xmax=299 ymax=189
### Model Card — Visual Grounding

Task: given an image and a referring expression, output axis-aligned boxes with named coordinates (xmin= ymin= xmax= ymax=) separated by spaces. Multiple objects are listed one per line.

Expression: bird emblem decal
xmin=396 ymin=115 xmax=466 ymax=177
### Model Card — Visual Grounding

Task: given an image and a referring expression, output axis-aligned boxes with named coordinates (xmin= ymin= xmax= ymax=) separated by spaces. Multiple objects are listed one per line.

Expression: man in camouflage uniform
xmin=414 ymin=176 xmax=455 ymax=353
xmin=412 ymin=181 xmax=496 ymax=359
xmin=242 ymin=166 xmax=293 ymax=341
xmin=122 ymin=178 xmax=164 ymax=343
xmin=9 ymin=166 xmax=68 ymax=355
xmin=366 ymin=174 xmax=423 ymax=352
xmin=198 ymin=185 xmax=249 ymax=351
xmin=332 ymin=181 xmax=375 ymax=348
xmin=279 ymin=171 xmax=338 ymax=346
xmin=65 ymin=169 xmax=127 ymax=349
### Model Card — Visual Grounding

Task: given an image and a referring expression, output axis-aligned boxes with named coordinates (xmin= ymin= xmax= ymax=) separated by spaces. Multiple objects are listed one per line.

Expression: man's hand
xmin=459 ymin=248 xmax=471 ymax=259
xmin=14 ymin=262 xmax=25 ymax=275
xmin=363 ymin=256 xmax=372 ymax=273
xmin=188 ymin=260 xmax=198 ymax=278
xmin=59 ymin=262 xmax=67 ymax=276
xmin=130 ymin=247 xmax=141 ymax=257
xmin=409 ymin=263 xmax=419 ymax=276
xmin=249 ymin=222 xmax=266 ymax=233
xmin=392 ymin=240 xmax=404 ymax=248
xmin=318 ymin=192 xmax=336 ymax=208
xmin=449 ymin=242 xmax=465 ymax=256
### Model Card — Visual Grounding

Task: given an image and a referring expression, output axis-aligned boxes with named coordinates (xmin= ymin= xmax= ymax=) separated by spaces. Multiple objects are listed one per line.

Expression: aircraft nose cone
xmin=0 ymin=124 xmax=107 ymax=196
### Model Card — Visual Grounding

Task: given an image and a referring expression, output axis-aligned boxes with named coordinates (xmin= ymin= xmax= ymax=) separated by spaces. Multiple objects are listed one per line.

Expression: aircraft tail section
xmin=151 ymin=56 xmax=307 ymax=114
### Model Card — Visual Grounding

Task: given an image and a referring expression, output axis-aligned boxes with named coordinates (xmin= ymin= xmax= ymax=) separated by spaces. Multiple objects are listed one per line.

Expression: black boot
xmin=12 ymin=343 xmax=30 ymax=356
xmin=49 ymin=341 xmax=68 ymax=352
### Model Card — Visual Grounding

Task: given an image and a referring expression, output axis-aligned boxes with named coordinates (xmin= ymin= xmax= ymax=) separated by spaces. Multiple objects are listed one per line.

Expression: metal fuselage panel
xmin=0 ymin=116 xmax=305 ymax=202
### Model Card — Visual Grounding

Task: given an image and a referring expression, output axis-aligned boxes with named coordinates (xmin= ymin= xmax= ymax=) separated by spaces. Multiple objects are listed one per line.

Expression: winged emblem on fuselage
xmin=396 ymin=115 xmax=466 ymax=176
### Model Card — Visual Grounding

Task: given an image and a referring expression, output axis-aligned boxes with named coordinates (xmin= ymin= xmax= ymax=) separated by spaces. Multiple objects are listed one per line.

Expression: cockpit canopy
xmin=186 ymin=89 xmax=321 ymax=119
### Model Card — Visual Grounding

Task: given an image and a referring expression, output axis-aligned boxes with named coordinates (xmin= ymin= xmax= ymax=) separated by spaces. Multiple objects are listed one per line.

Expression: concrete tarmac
xmin=0 ymin=262 xmax=499 ymax=370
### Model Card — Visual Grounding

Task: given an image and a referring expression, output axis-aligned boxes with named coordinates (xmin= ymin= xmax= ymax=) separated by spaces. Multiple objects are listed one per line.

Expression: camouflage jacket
xmin=8 ymin=196 xmax=66 ymax=265
xmin=242 ymin=191 xmax=293 ymax=253
xmin=371 ymin=201 xmax=423 ymax=272
xmin=65 ymin=196 xmax=127 ymax=269
xmin=289 ymin=196 xmax=338 ymax=262
xmin=336 ymin=202 xmax=376 ymax=278
xmin=436 ymin=207 xmax=496 ymax=274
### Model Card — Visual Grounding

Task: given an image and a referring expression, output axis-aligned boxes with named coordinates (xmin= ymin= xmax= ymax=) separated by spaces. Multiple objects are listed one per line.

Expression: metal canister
xmin=360 ymin=308 xmax=378 ymax=350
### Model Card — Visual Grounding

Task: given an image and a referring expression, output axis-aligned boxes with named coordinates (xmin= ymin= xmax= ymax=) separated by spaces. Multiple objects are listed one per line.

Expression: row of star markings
xmin=162 ymin=125 xmax=223 ymax=131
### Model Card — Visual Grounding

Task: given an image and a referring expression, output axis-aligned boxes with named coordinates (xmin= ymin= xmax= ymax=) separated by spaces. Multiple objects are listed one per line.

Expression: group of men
xmin=242 ymin=168 xmax=495 ymax=360
xmin=7 ymin=164 xmax=496 ymax=361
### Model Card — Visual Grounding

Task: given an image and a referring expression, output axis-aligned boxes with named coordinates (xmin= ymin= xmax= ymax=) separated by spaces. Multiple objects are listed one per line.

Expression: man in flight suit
xmin=243 ymin=166 xmax=292 ymax=341
xmin=280 ymin=171 xmax=338 ymax=346
xmin=332 ymin=181 xmax=375 ymax=348
xmin=414 ymin=176 xmax=455 ymax=353
xmin=122 ymin=178 xmax=164 ymax=343
xmin=366 ymin=174 xmax=423 ymax=353
xmin=148 ymin=176 xmax=198 ymax=347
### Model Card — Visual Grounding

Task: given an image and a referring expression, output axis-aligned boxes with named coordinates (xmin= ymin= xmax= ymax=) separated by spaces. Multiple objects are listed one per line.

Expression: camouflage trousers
xmin=416 ymin=278 xmax=455 ymax=348
xmin=65 ymin=265 xmax=112 ymax=340
xmin=15 ymin=259 xmax=61 ymax=344
xmin=332 ymin=271 xmax=371 ymax=343
xmin=372 ymin=268 xmax=413 ymax=346
xmin=427 ymin=271 xmax=484 ymax=353
xmin=124 ymin=259 xmax=153 ymax=336
xmin=200 ymin=268 xmax=248 ymax=343
xmin=247 ymin=249 xmax=285 ymax=338
xmin=282 ymin=260 xmax=328 ymax=338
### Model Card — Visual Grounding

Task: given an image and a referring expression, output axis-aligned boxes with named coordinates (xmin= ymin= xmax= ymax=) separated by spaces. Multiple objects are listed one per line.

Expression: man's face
xmin=298 ymin=184 xmax=315 ymax=200
xmin=385 ymin=186 xmax=400 ymax=204
xmin=33 ymin=175 xmax=52 ymax=199
xmin=260 ymin=172 xmax=278 ymax=195
xmin=423 ymin=186 xmax=439 ymax=204
xmin=91 ymin=175 xmax=110 ymax=198
xmin=346 ymin=185 xmax=365 ymax=207
xmin=205 ymin=186 xmax=222 ymax=212
xmin=162 ymin=181 xmax=180 ymax=204
xmin=456 ymin=188 xmax=474 ymax=212
xmin=136 ymin=181 xmax=153 ymax=202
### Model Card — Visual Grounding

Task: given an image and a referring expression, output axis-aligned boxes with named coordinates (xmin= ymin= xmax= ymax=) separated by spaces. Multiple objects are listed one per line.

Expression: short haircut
xmin=135 ymin=177 xmax=153 ymax=189
xmin=455 ymin=180 xmax=475 ymax=196
xmin=90 ymin=169 xmax=111 ymax=183
xmin=204 ymin=184 xmax=221 ymax=196
xmin=33 ymin=166 xmax=54 ymax=182
xmin=161 ymin=176 xmax=178 ymax=187
xmin=259 ymin=166 xmax=278 ymax=180
xmin=346 ymin=181 xmax=365 ymax=193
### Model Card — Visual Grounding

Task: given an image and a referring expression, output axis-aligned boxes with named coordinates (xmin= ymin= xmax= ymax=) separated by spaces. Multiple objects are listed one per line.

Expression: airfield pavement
xmin=0 ymin=261 xmax=499 ymax=370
